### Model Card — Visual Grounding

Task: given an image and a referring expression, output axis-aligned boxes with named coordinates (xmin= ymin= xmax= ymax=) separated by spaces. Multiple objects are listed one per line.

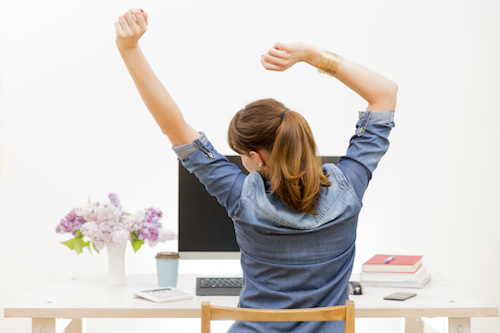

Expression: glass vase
xmin=106 ymin=243 xmax=127 ymax=285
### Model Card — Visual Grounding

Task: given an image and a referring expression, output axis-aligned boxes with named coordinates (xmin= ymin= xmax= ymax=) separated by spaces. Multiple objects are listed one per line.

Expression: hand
xmin=115 ymin=8 xmax=148 ymax=50
xmin=260 ymin=42 xmax=315 ymax=72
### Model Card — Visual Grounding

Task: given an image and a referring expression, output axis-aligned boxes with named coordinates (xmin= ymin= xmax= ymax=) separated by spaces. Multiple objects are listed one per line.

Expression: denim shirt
xmin=173 ymin=110 xmax=395 ymax=332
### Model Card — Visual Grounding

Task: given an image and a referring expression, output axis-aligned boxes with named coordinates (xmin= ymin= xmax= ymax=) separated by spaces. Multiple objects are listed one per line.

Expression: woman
xmin=115 ymin=8 xmax=397 ymax=332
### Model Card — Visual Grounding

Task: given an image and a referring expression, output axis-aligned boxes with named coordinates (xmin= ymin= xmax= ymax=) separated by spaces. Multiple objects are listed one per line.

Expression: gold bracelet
xmin=317 ymin=50 xmax=343 ymax=77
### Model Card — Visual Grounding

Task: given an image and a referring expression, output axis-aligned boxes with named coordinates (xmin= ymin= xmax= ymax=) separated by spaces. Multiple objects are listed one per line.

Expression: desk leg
xmin=449 ymin=318 xmax=471 ymax=333
xmin=63 ymin=319 xmax=83 ymax=333
xmin=32 ymin=318 xmax=55 ymax=333
xmin=405 ymin=317 xmax=424 ymax=333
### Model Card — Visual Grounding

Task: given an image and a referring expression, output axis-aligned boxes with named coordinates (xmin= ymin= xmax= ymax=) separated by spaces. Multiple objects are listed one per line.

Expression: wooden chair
xmin=201 ymin=300 xmax=354 ymax=333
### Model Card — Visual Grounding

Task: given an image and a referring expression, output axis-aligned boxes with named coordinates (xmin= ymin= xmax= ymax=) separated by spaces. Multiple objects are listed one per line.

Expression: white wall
xmin=1 ymin=0 xmax=499 ymax=332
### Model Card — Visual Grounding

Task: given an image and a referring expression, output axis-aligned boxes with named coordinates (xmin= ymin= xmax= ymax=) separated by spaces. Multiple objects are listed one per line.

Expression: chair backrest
xmin=201 ymin=300 xmax=354 ymax=333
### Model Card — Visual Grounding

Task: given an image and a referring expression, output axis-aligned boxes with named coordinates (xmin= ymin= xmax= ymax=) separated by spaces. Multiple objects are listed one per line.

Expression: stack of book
xmin=360 ymin=254 xmax=431 ymax=288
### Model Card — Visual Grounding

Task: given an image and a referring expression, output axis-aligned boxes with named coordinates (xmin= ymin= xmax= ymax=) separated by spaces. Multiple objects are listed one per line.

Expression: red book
xmin=362 ymin=255 xmax=423 ymax=273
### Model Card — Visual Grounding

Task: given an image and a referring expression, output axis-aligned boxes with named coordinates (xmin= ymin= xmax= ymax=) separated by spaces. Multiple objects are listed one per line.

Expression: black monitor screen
xmin=178 ymin=155 xmax=340 ymax=259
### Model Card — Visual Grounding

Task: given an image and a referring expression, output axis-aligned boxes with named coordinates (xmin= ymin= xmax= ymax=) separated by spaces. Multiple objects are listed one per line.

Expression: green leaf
xmin=131 ymin=239 xmax=144 ymax=253
xmin=60 ymin=237 xmax=89 ymax=254
xmin=85 ymin=241 xmax=92 ymax=254
xmin=74 ymin=239 xmax=83 ymax=254
xmin=61 ymin=239 xmax=75 ymax=250
xmin=130 ymin=231 xmax=143 ymax=252
xmin=92 ymin=242 xmax=100 ymax=254
xmin=73 ymin=238 xmax=89 ymax=254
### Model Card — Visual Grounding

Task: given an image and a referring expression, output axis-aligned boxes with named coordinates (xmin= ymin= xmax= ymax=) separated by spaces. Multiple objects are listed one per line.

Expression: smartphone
xmin=383 ymin=292 xmax=417 ymax=301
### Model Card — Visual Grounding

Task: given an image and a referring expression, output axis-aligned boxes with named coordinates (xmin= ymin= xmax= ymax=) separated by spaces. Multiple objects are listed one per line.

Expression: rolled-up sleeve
xmin=172 ymin=132 xmax=246 ymax=218
xmin=172 ymin=132 xmax=207 ymax=160
xmin=337 ymin=110 xmax=395 ymax=201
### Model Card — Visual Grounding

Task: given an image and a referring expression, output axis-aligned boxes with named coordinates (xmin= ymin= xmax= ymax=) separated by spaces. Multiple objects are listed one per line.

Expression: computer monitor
xmin=178 ymin=155 xmax=340 ymax=259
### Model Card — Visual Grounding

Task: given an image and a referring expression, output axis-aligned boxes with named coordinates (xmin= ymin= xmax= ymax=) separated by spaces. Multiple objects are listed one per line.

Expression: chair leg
xmin=201 ymin=301 xmax=211 ymax=333
xmin=345 ymin=300 xmax=355 ymax=333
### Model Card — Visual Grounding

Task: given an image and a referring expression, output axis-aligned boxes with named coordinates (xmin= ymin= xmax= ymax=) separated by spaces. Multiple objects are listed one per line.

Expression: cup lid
xmin=156 ymin=252 xmax=179 ymax=259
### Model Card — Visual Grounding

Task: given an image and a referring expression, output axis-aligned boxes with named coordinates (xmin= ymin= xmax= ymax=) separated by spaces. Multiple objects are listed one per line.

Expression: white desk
xmin=4 ymin=273 xmax=498 ymax=333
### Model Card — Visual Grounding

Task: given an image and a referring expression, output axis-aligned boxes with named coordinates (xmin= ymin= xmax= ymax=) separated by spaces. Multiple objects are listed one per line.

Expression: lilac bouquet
xmin=56 ymin=193 xmax=176 ymax=254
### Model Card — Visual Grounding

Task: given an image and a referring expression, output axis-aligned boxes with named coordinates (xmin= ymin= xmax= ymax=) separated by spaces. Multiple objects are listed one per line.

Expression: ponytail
xmin=270 ymin=110 xmax=331 ymax=214
xmin=228 ymin=99 xmax=331 ymax=215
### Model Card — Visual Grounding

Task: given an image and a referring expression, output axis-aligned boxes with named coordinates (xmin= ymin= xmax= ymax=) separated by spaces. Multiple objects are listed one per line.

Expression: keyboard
xmin=196 ymin=277 xmax=243 ymax=296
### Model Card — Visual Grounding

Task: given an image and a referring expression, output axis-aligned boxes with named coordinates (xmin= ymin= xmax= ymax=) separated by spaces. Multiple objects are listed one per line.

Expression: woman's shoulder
xmin=322 ymin=163 xmax=351 ymax=188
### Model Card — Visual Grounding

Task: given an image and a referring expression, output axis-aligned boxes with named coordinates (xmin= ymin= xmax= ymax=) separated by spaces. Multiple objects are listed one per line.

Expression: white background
xmin=1 ymin=0 xmax=499 ymax=332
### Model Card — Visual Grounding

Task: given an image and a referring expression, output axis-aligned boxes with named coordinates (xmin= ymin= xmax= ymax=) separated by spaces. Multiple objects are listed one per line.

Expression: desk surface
xmin=4 ymin=273 xmax=499 ymax=320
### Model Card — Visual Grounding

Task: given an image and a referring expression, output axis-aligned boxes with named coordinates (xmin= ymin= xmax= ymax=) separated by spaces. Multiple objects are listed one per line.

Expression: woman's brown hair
xmin=228 ymin=98 xmax=331 ymax=215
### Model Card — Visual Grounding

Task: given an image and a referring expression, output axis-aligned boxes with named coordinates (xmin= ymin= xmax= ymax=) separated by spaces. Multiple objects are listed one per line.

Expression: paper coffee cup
xmin=155 ymin=252 xmax=179 ymax=287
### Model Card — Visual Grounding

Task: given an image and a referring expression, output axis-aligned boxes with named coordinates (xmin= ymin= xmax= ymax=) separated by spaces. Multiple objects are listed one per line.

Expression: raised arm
xmin=261 ymin=42 xmax=398 ymax=111
xmin=114 ymin=9 xmax=199 ymax=146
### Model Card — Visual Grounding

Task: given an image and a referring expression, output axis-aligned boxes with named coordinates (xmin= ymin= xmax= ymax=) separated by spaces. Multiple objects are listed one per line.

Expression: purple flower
xmin=55 ymin=211 xmax=85 ymax=236
xmin=144 ymin=207 xmax=163 ymax=223
xmin=135 ymin=207 xmax=165 ymax=245
xmin=108 ymin=193 xmax=122 ymax=210
xmin=57 ymin=194 xmax=176 ymax=253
